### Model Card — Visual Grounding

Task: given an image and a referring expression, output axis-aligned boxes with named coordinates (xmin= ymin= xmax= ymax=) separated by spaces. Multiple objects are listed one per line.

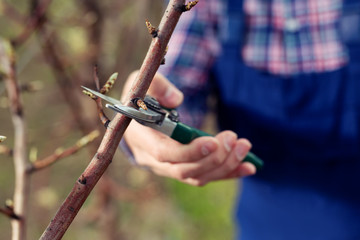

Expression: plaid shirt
xmin=159 ymin=0 xmax=348 ymax=125
xmin=243 ymin=0 xmax=348 ymax=75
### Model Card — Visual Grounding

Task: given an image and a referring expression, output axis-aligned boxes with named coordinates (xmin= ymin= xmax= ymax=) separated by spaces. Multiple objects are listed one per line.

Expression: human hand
xmin=122 ymin=71 xmax=256 ymax=186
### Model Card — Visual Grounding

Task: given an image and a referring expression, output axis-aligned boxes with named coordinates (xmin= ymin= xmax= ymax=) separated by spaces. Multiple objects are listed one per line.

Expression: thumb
xmin=147 ymin=72 xmax=183 ymax=108
xmin=123 ymin=71 xmax=183 ymax=108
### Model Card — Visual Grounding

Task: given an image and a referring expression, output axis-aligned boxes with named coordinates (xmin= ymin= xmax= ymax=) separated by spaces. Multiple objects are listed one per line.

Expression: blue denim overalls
xmin=213 ymin=0 xmax=360 ymax=239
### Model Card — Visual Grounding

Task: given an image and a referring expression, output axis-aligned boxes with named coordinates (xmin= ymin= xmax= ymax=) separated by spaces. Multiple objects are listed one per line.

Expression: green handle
xmin=171 ymin=122 xmax=264 ymax=170
xmin=171 ymin=122 xmax=211 ymax=144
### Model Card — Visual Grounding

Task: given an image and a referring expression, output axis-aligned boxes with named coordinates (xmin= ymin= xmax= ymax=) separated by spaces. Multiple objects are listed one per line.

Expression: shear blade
xmin=82 ymin=86 xmax=123 ymax=105
xmin=106 ymin=104 xmax=161 ymax=123
xmin=82 ymin=86 xmax=162 ymax=123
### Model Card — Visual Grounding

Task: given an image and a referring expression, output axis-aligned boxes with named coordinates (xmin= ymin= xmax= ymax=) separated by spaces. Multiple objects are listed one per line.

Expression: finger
xmin=147 ymin=72 xmax=183 ymax=108
xmin=125 ymin=121 xmax=219 ymax=163
xmin=121 ymin=71 xmax=138 ymax=102
xmin=188 ymin=138 xmax=253 ymax=186
xmin=156 ymin=135 xmax=219 ymax=163
xmin=225 ymin=162 xmax=257 ymax=179
xmin=133 ymin=146 xmax=216 ymax=181
xmin=169 ymin=131 xmax=238 ymax=178
xmin=122 ymin=71 xmax=183 ymax=108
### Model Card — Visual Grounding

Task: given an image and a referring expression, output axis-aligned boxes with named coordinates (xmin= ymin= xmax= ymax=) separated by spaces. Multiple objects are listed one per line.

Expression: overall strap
xmin=218 ymin=0 xmax=244 ymax=48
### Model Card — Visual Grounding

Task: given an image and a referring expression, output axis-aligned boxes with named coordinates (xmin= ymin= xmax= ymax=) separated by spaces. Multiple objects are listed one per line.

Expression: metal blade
xmin=82 ymin=86 xmax=123 ymax=105
xmin=106 ymin=104 xmax=162 ymax=123
xmin=82 ymin=86 xmax=162 ymax=123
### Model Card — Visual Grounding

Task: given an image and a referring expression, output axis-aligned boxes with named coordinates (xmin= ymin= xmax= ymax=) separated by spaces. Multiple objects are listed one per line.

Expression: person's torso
xmin=212 ymin=1 xmax=360 ymax=239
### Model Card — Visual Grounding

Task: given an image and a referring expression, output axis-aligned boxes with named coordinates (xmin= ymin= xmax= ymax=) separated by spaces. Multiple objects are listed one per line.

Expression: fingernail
xmin=165 ymin=86 xmax=183 ymax=106
xmin=201 ymin=141 xmax=217 ymax=156
xmin=224 ymin=135 xmax=235 ymax=152
xmin=235 ymin=144 xmax=247 ymax=162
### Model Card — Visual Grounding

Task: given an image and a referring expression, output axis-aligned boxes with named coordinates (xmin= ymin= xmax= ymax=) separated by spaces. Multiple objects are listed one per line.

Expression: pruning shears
xmin=82 ymin=87 xmax=264 ymax=170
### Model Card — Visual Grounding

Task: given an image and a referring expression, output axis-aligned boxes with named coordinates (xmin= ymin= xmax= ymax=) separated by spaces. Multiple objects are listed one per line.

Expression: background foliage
xmin=0 ymin=0 xmax=238 ymax=239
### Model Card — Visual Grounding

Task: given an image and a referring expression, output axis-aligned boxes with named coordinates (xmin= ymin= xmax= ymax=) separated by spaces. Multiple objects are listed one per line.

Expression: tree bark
xmin=39 ymin=1 xmax=186 ymax=239
xmin=1 ymin=39 xmax=30 ymax=240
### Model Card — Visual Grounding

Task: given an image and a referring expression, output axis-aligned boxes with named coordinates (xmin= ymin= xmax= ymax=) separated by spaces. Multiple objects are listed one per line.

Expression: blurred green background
xmin=0 ymin=0 xmax=239 ymax=239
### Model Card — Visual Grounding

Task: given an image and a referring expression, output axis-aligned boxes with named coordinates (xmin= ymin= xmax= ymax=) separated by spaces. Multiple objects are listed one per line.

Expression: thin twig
xmin=1 ymin=1 xmax=26 ymax=24
xmin=80 ymin=0 xmax=104 ymax=70
xmin=0 ymin=200 xmax=21 ymax=220
xmin=37 ymin=26 xmax=96 ymax=134
xmin=83 ymin=70 xmax=119 ymax=127
xmin=93 ymin=65 xmax=101 ymax=91
xmin=11 ymin=0 xmax=53 ymax=47
xmin=26 ymin=130 xmax=100 ymax=174
xmin=19 ymin=81 xmax=43 ymax=93
xmin=0 ymin=145 xmax=13 ymax=156
xmin=93 ymin=68 xmax=112 ymax=127
xmin=1 ymin=38 xmax=30 ymax=240
xmin=34 ymin=3 xmax=118 ymax=238
xmin=90 ymin=67 xmax=120 ymax=239
xmin=0 ymin=207 xmax=20 ymax=220
xmin=40 ymin=1 xmax=187 ymax=239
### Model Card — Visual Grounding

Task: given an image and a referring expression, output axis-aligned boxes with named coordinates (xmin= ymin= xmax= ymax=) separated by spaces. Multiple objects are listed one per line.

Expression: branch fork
xmin=82 ymin=67 xmax=119 ymax=127
xmin=0 ymin=200 xmax=21 ymax=220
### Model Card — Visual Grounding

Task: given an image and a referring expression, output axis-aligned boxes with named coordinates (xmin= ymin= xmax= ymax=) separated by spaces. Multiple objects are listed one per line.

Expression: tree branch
xmin=0 ymin=145 xmax=13 ymax=157
xmin=1 ymin=1 xmax=26 ymax=24
xmin=82 ymin=68 xmax=118 ymax=127
xmin=11 ymin=0 xmax=53 ymax=47
xmin=39 ymin=1 xmax=187 ymax=239
xmin=79 ymin=0 xmax=104 ymax=68
xmin=0 ymin=200 xmax=21 ymax=220
xmin=26 ymin=130 xmax=100 ymax=174
xmin=0 ymin=38 xmax=30 ymax=240
xmin=0 ymin=135 xmax=12 ymax=157
xmin=36 ymin=27 xmax=97 ymax=134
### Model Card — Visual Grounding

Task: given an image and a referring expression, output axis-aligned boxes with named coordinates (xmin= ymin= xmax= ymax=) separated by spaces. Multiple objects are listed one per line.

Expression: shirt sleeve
xmin=158 ymin=0 xmax=223 ymax=128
